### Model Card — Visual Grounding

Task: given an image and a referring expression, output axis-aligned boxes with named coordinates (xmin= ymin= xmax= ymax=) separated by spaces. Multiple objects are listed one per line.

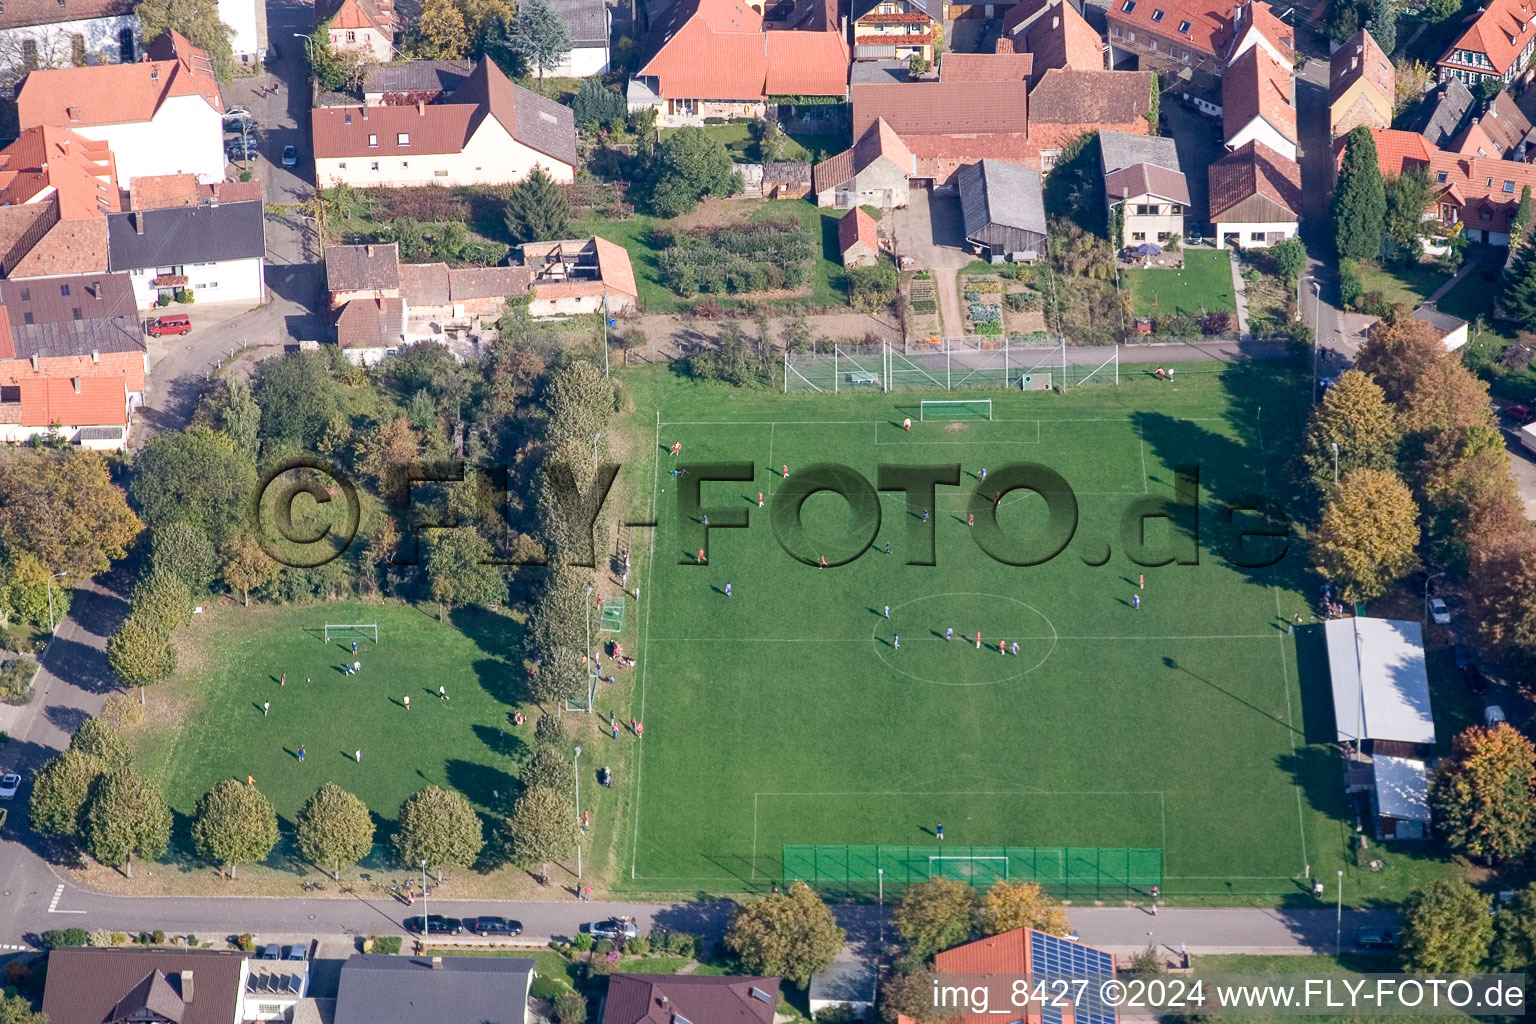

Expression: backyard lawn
xmin=658 ymin=122 xmax=845 ymax=163
xmin=1123 ymin=250 xmax=1237 ymax=317
xmin=1357 ymin=260 xmax=1450 ymax=308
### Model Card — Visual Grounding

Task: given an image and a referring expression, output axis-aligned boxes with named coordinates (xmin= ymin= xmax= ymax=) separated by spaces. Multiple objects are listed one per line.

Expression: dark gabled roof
xmin=602 ymin=974 xmax=780 ymax=1024
xmin=958 ymin=158 xmax=1046 ymax=236
xmin=1411 ymin=78 xmax=1475 ymax=147
xmin=106 ymin=201 xmax=265 ymax=271
xmin=552 ymin=0 xmax=611 ymax=48
xmin=326 ymin=243 xmax=401 ymax=292
xmin=0 ymin=272 xmax=144 ymax=360
xmin=333 ymin=955 xmax=533 ymax=1024
xmin=43 ymin=949 xmax=246 ymax=1024
xmin=1412 ymin=303 xmax=1468 ymax=335
xmin=363 ymin=60 xmax=475 ymax=95
xmin=852 ymin=0 xmax=939 ymax=20
xmin=0 ymin=0 xmax=134 ymax=32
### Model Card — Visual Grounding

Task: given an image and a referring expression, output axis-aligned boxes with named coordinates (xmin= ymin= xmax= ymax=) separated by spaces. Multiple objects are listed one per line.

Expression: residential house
xmin=16 ymin=30 xmax=225 ymax=183
xmin=1002 ymin=0 xmax=1103 ymax=83
xmin=957 ymin=158 xmax=1046 ymax=261
xmin=0 ymin=271 xmax=145 ymax=448
xmin=1410 ymin=78 xmax=1475 ymax=148
xmin=1027 ymin=68 xmax=1153 ymax=166
xmin=220 ymin=0 xmax=267 ymax=65
xmin=602 ymin=975 xmax=780 ymax=1024
xmin=627 ymin=0 xmax=849 ymax=126
xmin=42 ymin=948 xmax=251 ymax=1024
xmin=551 ymin=0 xmax=610 ymax=76
xmin=808 ymin=963 xmax=877 ymax=1022
xmin=1448 ymin=89 xmax=1536 ymax=159
xmin=1329 ymin=29 xmax=1393 ymax=140
xmin=106 ymin=200 xmax=266 ymax=306
xmin=813 ymin=116 xmax=915 ymax=206
xmin=362 ymin=60 xmax=474 ymax=106
xmin=838 ymin=205 xmax=879 ymax=264
xmin=312 ymin=59 xmax=578 ymax=188
xmin=521 ymin=236 xmax=639 ymax=316
xmin=326 ymin=241 xmax=400 ymax=306
xmin=939 ymin=46 xmax=1034 ymax=82
xmin=0 ymin=0 xmax=138 ymax=86
xmin=1208 ymin=139 xmax=1300 ymax=248
xmin=127 ymin=175 xmax=262 ymax=209
xmin=850 ymin=79 xmax=1036 ymax=183
xmin=0 ymin=201 xmax=110 ymax=278
xmin=763 ymin=160 xmax=813 ymax=198
xmin=1359 ymin=126 xmax=1536 ymax=244
xmin=1222 ymin=43 xmax=1296 ymax=161
xmin=928 ymin=929 xmax=1117 ymax=1024
xmin=336 ymin=295 xmax=406 ymax=364
xmin=850 ymin=0 xmax=943 ymax=64
xmin=1437 ymin=0 xmax=1536 ymax=89
xmin=1107 ymin=0 xmax=1290 ymax=109
xmin=326 ymin=0 xmax=394 ymax=61
xmin=244 ymin=958 xmax=310 ymax=1021
xmin=1101 ymin=128 xmax=1187 ymax=246
xmin=335 ymin=954 xmax=535 ymax=1024
xmin=1412 ymin=303 xmax=1470 ymax=350
xmin=0 ymin=123 xmax=123 ymax=280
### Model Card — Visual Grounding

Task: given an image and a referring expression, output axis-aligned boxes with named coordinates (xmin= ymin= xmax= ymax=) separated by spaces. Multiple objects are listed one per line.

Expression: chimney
xmin=431 ymin=957 xmax=444 ymax=970
xmin=150 ymin=65 xmax=158 ymax=80
xmin=181 ymin=971 xmax=194 ymax=1003
xmin=89 ymin=281 xmax=99 ymax=298
xmin=91 ymin=348 xmax=99 ymax=362
xmin=29 ymin=352 xmax=37 ymax=371
xmin=366 ymin=243 xmax=375 ymax=257
xmin=60 ymin=138 xmax=69 ymax=156
xmin=71 ymin=376 xmax=81 ymax=393
xmin=134 ymin=211 xmax=144 ymax=235
xmin=418 ymin=99 xmax=425 ymax=115
xmin=1052 ymin=13 xmax=1059 ymax=26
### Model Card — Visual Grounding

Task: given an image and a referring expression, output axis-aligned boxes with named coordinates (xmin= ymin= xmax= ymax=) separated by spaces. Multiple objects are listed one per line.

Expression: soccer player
xmin=404 ymin=695 xmax=410 ymax=710
xmin=1011 ymin=641 xmax=1019 ymax=657
xmin=782 ymin=464 xmax=789 ymax=478
xmin=936 ymin=823 xmax=944 ymax=841
xmin=893 ymin=635 xmax=900 ymax=650
xmin=1132 ymin=593 xmax=1141 ymax=610
xmin=999 ymin=639 xmax=1006 ymax=655
xmin=946 ymin=627 xmax=953 ymax=642
xmin=1139 ymin=573 xmax=1145 ymax=589
xmin=884 ymin=605 xmax=890 ymax=618
xmin=921 ymin=508 xmax=929 ymax=522
xmin=819 ymin=555 xmax=827 ymax=567
xmin=698 ymin=548 xmax=706 ymax=564
xmin=758 ymin=492 xmax=764 ymax=507
xmin=701 ymin=514 xmax=708 ymax=526
xmin=725 ymin=583 xmax=732 ymax=597
xmin=672 ymin=441 xmax=681 ymax=455
xmin=979 ymin=468 xmax=987 ymax=483
xmin=975 ymin=632 xmax=982 ymax=649
xmin=439 ymin=685 xmax=448 ymax=700
xmin=903 ymin=417 xmax=911 ymax=431
xmin=968 ymin=512 xmax=975 ymax=527
xmin=262 ymin=701 xmax=270 ymax=716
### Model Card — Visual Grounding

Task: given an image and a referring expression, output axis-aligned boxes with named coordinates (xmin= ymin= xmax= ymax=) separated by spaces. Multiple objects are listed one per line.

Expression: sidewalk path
xmin=1424 ymin=258 xmax=1480 ymax=304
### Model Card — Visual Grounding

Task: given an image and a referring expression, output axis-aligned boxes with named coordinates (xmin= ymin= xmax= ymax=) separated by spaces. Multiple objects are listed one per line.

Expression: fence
xmin=781 ymin=844 xmax=1162 ymax=900
xmin=784 ymin=339 xmax=1120 ymax=394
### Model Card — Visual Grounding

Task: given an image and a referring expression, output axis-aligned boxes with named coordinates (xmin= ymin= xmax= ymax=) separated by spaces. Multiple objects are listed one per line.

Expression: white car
xmin=1430 ymin=597 xmax=1451 ymax=626
xmin=1486 ymin=705 xmax=1508 ymax=726
xmin=0 ymin=773 xmax=19 ymax=799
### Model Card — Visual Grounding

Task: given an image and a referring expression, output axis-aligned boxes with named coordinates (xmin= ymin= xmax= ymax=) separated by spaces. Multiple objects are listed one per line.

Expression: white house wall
xmin=552 ymin=44 xmax=609 ymax=77
xmin=218 ymin=0 xmax=266 ymax=61
xmin=125 ymin=256 xmax=265 ymax=306
xmin=1225 ymin=117 xmax=1296 ymax=161
xmin=0 ymin=14 xmax=138 ymax=80
xmin=1213 ymin=219 xmax=1297 ymax=247
xmin=329 ymin=25 xmax=392 ymax=61
xmin=315 ymin=119 xmax=574 ymax=188
xmin=1226 ymin=25 xmax=1289 ymax=69
xmin=76 ymin=93 xmax=224 ymax=182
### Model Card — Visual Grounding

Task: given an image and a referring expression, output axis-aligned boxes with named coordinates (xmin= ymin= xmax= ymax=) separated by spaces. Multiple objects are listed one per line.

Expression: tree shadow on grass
xmin=444 ymin=757 xmax=519 ymax=815
xmin=472 ymin=723 xmax=528 ymax=761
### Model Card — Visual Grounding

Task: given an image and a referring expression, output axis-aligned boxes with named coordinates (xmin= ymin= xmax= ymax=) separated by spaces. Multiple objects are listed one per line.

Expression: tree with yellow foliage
xmin=979 ymin=881 xmax=1070 ymax=937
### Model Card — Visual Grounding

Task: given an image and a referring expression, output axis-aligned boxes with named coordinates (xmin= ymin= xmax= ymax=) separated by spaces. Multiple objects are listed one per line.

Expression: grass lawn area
xmin=568 ymin=200 xmax=848 ymax=313
xmin=144 ymin=603 xmax=524 ymax=852
xmin=1357 ymin=261 xmax=1450 ymax=309
xmin=660 ymin=123 xmax=814 ymax=163
xmin=604 ymin=360 xmax=1456 ymax=903
xmin=1123 ymin=250 xmax=1236 ymax=317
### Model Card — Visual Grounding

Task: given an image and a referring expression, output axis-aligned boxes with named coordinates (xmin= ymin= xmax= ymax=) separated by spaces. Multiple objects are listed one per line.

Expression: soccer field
xmin=614 ymin=362 xmax=1346 ymax=898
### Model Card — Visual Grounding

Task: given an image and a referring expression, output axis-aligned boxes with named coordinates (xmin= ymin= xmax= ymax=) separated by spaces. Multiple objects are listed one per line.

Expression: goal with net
xmin=919 ymin=399 xmax=992 ymax=421
xmin=324 ymin=623 xmax=378 ymax=644
xmin=929 ymin=855 xmax=1010 ymax=882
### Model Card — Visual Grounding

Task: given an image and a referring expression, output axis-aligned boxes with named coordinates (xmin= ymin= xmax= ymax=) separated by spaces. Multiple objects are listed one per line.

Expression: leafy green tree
xmin=29 ymin=749 xmax=105 ymax=837
xmin=1515 ymin=185 xmax=1534 ymax=244
xmin=880 ymin=968 xmax=945 ymax=1024
xmin=0 ymin=449 xmax=141 ymax=577
xmin=501 ymin=0 xmax=571 ymax=81
xmin=892 ymin=876 xmax=978 ymax=958
xmin=221 ymin=534 xmax=276 ymax=606
xmin=150 ymin=521 xmax=218 ymax=593
xmin=1368 ymin=0 xmax=1394 ymax=51
xmin=1268 ymin=237 xmax=1306 ymax=287
xmin=295 ymin=783 xmax=375 ymax=878
xmin=307 ymin=30 xmax=369 ymax=91
xmin=425 ymin=528 xmax=505 ymax=622
xmin=0 ymin=550 xmax=62 ymax=629
xmin=553 ymin=990 xmax=588 ymax=1024
xmin=106 ymin=613 xmax=177 ymax=690
xmin=409 ymin=0 xmax=471 ymax=56
xmin=132 ymin=428 xmax=256 ymax=542
xmin=503 ymin=165 xmax=570 ymax=244
xmin=129 ymin=570 xmax=193 ymax=636
xmin=394 ymin=786 xmax=484 ymax=878
xmin=1328 ymin=0 xmax=1360 ymax=42
xmin=1301 ymin=369 xmax=1401 ymax=495
xmin=70 ymin=717 xmax=128 ymax=763
xmin=570 ymin=76 xmax=626 ymax=131
xmin=647 ymin=127 xmax=736 ymax=216
xmin=502 ymin=784 xmax=577 ymax=883
xmin=251 ymin=350 xmax=346 ymax=451
xmin=1313 ymin=467 xmax=1420 ymax=602
xmin=1383 ymin=169 xmax=1436 ymax=257
xmin=1430 ymin=723 xmax=1536 ymax=863
xmin=1470 ymin=532 xmax=1536 ymax=655
xmin=134 ymin=0 xmax=236 ymax=79
xmin=83 ymin=767 xmax=171 ymax=877
xmin=979 ymin=881 xmax=1070 ymax=936
xmin=1399 ymin=879 xmax=1493 ymax=972
xmin=1355 ymin=313 xmax=1446 ymax=404
xmin=0 ymin=991 xmax=47 ymax=1024
xmin=1338 ymin=257 xmax=1365 ymax=311
xmin=750 ymin=117 xmax=786 ymax=163
xmin=191 ymin=778 xmax=280 ymax=879
xmin=1492 ymin=883 xmax=1536 ymax=972
xmin=1425 ymin=0 xmax=1460 ymax=19
xmin=521 ymin=744 xmax=577 ymax=794
xmin=544 ymin=361 xmax=615 ymax=451
xmin=1332 ymin=127 xmax=1387 ymax=259
xmin=725 ymin=881 xmax=846 ymax=987
xmin=1504 ymin=242 xmax=1536 ymax=331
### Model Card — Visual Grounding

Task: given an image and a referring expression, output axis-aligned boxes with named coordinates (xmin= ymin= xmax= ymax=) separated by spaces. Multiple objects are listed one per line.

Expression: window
xmin=1128 ymin=30 xmax=1135 ymax=40
xmin=1438 ymin=170 xmax=1448 ymax=183
xmin=1151 ymin=7 xmax=1163 ymax=19
xmin=338 ymin=162 xmax=347 ymax=168
xmin=1505 ymin=180 xmax=1516 ymax=192
xmin=1113 ymin=25 xmax=1121 ymax=35
xmin=1170 ymin=205 xmax=1182 ymax=214
xmin=1132 ymin=231 xmax=1146 ymax=240
xmin=1181 ymin=49 xmax=1189 ymax=62
xmin=120 ymin=26 xmax=135 ymax=61
xmin=1177 ymin=18 xmax=1189 ymax=30
xmin=1250 ymin=232 xmax=1265 ymax=241
xmin=370 ymin=161 xmax=379 ymax=171
xmin=1157 ymin=232 xmax=1168 ymax=241
xmin=1121 ymin=0 xmax=1134 ymax=10
xmin=1150 ymin=38 xmax=1157 ymax=49
xmin=345 ymin=30 xmax=355 ymax=39
xmin=59 ymin=284 xmax=69 ymax=296
xmin=22 ymin=312 xmax=32 ymax=324
xmin=1483 ymin=210 xmax=1493 ymax=221
xmin=434 ymin=169 xmax=449 ymax=176
xmin=199 ymin=282 xmax=217 ymax=289
xmin=1477 ymin=147 xmax=1487 ymax=157
xmin=19 ymin=287 xmax=29 ymax=300
xmin=0 ymin=386 xmax=17 ymax=403
xmin=71 ymin=307 xmax=81 ymax=320
xmin=258 ymin=1005 xmax=281 ymax=1016
xmin=71 ymin=33 xmax=85 ymax=65
xmin=401 ymin=161 xmax=408 ymax=167
xmin=1136 ymin=204 xmax=1156 ymax=214
xmin=368 ymin=134 xmax=378 ymax=147
xmin=397 ymin=133 xmax=410 ymax=145
xmin=345 ymin=113 xmax=352 ymax=124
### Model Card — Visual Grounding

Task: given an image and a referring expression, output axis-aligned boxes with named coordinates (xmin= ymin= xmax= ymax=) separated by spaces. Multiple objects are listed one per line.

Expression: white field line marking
xmin=48 ymin=884 xmax=85 ymax=914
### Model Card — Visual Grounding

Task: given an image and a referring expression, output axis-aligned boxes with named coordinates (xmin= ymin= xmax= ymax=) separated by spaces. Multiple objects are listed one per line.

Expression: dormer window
xmin=368 ymin=134 xmax=378 ymax=147
xmin=1151 ymin=8 xmax=1164 ymax=20
xmin=397 ymin=133 xmax=410 ymax=145
xmin=1505 ymin=180 xmax=1516 ymax=192
xmin=1121 ymin=1 xmax=1135 ymax=11
xmin=1438 ymin=170 xmax=1449 ymax=182
xmin=1177 ymin=18 xmax=1189 ymax=30
xmin=345 ymin=113 xmax=352 ymax=124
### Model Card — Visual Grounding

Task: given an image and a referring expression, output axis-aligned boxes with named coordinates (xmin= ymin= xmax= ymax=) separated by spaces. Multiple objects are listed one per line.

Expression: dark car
xmin=466 ymin=916 xmax=522 ymax=937
xmin=1507 ymin=404 xmax=1535 ymax=424
xmin=404 ymin=914 xmax=463 ymax=935
xmin=260 ymin=943 xmax=281 ymax=959
xmin=285 ymin=943 xmax=308 ymax=961
xmin=226 ymin=139 xmax=259 ymax=161
xmin=587 ymin=918 xmax=639 ymax=940
xmin=1355 ymin=929 xmax=1395 ymax=950
xmin=1453 ymin=643 xmax=1475 ymax=670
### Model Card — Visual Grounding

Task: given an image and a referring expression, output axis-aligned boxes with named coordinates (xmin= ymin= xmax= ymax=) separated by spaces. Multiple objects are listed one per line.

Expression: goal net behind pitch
xmin=781 ymin=844 xmax=1161 ymax=899
xmin=783 ymin=340 xmax=1119 ymax=394
xmin=324 ymin=623 xmax=378 ymax=643
xmin=920 ymin=399 xmax=991 ymax=421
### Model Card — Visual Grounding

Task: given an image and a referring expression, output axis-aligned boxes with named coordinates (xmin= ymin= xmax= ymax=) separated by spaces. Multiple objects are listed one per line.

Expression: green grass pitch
xmin=614 ymin=362 xmax=1353 ymax=897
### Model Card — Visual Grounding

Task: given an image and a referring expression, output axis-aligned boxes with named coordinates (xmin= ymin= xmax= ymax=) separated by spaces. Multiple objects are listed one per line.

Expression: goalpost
xmin=919 ymin=398 xmax=992 ymax=421
xmin=324 ymin=623 xmax=378 ymax=644
xmin=929 ymin=855 xmax=1010 ymax=881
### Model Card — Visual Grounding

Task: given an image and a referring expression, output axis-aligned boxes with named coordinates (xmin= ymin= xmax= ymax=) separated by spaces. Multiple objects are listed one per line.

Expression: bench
xmin=846 ymin=371 xmax=880 ymax=386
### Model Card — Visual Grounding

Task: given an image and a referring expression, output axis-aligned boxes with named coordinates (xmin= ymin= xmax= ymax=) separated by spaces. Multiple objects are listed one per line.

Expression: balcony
xmin=152 ymin=274 xmax=188 ymax=287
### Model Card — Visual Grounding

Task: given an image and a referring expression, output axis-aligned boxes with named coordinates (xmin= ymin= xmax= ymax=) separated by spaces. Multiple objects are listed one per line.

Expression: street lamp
xmin=1308 ymin=278 xmax=1322 ymax=402
xmin=592 ymin=432 xmax=601 ymax=467
xmin=45 ymin=571 xmax=66 ymax=633
xmin=573 ymin=744 xmax=583 ymax=881
xmin=1335 ymin=869 xmax=1344 ymax=955
xmin=292 ymin=31 xmax=315 ymax=61
xmin=585 ymin=586 xmax=594 ymax=713
xmin=1331 ymin=441 xmax=1339 ymax=484
xmin=421 ymin=859 xmax=429 ymax=938
xmin=1424 ymin=571 xmax=1447 ymax=622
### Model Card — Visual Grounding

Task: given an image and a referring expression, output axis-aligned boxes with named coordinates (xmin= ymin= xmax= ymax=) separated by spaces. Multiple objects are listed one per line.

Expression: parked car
xmin=465 ymin=916 xmax=522 ymax=937
xmin=404 ymin=915 xmax=463 ymax=935
xmin=1453 ymin=643 xmax=1475 ymax=669
xmin=1486 ymin=705 xmax=1508 ymax=726
xmin=0 ymin=773 xmax=19 ymax=800
xmin=281 ymin=145 xmax=298 ymax=168
xmin=1429 ymin=597 xmax=1451 ymax=625
xmin=1462 ymin=664 xmax=1489 ymax=695
xmin=587 ymin=918 xmax=638 ymax=940
xmin=1355 ymin=929 xmax=1395 ymax=950
xmin=260 ymin=943 xmax=281 ymax=960
xmin=226 ymin=139 xmax=259 ymax=161
xmin=223 ymin=106 xmax=254 ymax=122
xmin=285 ymin=944 xmax=308 ymax=961
xmin=145 ymin=314 xmax=191 ymax=336
xmin=1506 ymin=403 xmax=1535 ymax=424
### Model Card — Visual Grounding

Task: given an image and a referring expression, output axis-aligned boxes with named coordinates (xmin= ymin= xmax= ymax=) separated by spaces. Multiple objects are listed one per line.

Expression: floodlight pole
xmin=1335 ymin=869 xmax=1344 ymax=955
xmin=573 ymin=744 xmax=583 ymax=880
xmin=585 ymin=586 xmax=594 ymax=712
xmin=422 ymin=859 xmax=429 ymax=938
xmin=1308 ymin=278 xmax=1322 ymax=404
xmin=45 ymin=571 xmax=66 ymax=634
xmin=1424 ymin=571 xmax=1446 ymax=622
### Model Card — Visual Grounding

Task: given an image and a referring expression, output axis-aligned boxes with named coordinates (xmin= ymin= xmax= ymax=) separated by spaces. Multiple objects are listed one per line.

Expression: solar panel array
xmin=1029 ymin=931 xmax=1116 ymax=1024
xmin=246 ymin=971 xmax=303 ymax=995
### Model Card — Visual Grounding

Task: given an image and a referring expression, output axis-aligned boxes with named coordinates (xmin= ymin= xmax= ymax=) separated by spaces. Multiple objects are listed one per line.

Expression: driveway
xmin=1158 ymin=100 xmax=1224 ymax=226
xmin=891 ymin=190 xmax=972 ymax=337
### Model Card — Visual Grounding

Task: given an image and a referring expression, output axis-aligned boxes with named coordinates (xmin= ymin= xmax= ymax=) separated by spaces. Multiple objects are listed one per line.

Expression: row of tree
xmin=1332 ymin=127 xmax=1446 ymax=268
xmin=1397 ymin=877 xmax=1536 ymax=975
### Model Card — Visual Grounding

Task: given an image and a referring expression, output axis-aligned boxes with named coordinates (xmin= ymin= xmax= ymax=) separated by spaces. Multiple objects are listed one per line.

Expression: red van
xmin=146 ymin=314 xmax=191 ymax=336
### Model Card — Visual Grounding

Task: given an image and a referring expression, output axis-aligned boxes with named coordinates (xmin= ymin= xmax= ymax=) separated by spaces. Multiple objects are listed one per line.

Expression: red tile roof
xmin=838 ymin=205 xmax=878 ymax=255
xmin=813 ymin=116 xmax=915 ymax=191
xmin=1208 ymin=139 xmax=1300 ymax=219
xmin=906 ymin=131 xmax=1042 ymax=181
xmin=1329 ymin=29 xmax=1393 ymax=106
xmin=336 ymin=296 xmax=405 ymax=348
xmin=0 ymin=125 xmax=120 ymax=219
xmin=0 ymin=0 xmax=133 ymax=32
xmin=128 ymin=173 xmax=199 ymax=210
xmin=852 ymin=80 xmax=1030 ymax=138
xmin=1439 ymin=0 xmax=1536 ymax=76
xmin=331 ymin=0 xmax=393 ymax=34
xmin=1227 ymin=0 xmax=1294 ymax=62
xmin=929 ymin=930 xmax=1117 ymax=1024
xmin=1460 ymin=89 xmax=1533 ymax=156
xmin=1029 ymin=68 xmax=1153 ymax=132
xmin=17 ymin=30 xmax=222 ymax=129
xmin=940 ymin=51 xmax=1036 ymax=81
xmin=17 ymin=374 xmax=127 ymax=427
xmin=1107 ymin=0 xmax=1231 ymax=58
xmin=592 ymin=235 xmax=638 ymax=300
xmin=1106 ymin=161 xmax=1191 ymax=203
xmin=1222 ymin=45 xmax=1296 ymax=146
xmin=637 ymin=0 xmax=847 ymax=99
xmin=9 ymin=216 xmax=110 ymax=277
xmin=1003 ymin=0 xmax=1104 ymax=79
xmin=1359 ymin=126 xmax=1536 ymax=236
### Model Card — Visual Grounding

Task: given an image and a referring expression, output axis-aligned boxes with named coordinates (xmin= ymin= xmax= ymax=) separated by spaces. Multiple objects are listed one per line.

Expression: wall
xmin=0 ymin=420 xmax=127 ymax=448
xmin=0 ymin=14 xmax=138 ymax=81
xmin=218 ymin=0 xmax=266 ymax=61
xmin=528 ymin=290 xmax=637 ymax=315
xmin=1226 ymin=117 xmax=1296 ymax=162
xmin=1212 ymin=219 xmax=1297 ymax=248
xmin=329 ymin=25 xmax=391 ymax=61
xmin=315 ymin=118 xmax=575 ymax=188
xmin=551 ymin=44 xmax=610 ymax=77
xmin=1117 ymin=197 xmax=1184 ymax=244
xmin=126 ymin=257 xmax=265 ymax=306
xmin=1330 ymin=87 xmax=1389 ymax=139
xmin=657 ymin=100 xmax=765 ymax=127
xmin=77 ymin=93 xmax=223 ymax=182
xmin=819 ymin=157 xmax=911 ymax=208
